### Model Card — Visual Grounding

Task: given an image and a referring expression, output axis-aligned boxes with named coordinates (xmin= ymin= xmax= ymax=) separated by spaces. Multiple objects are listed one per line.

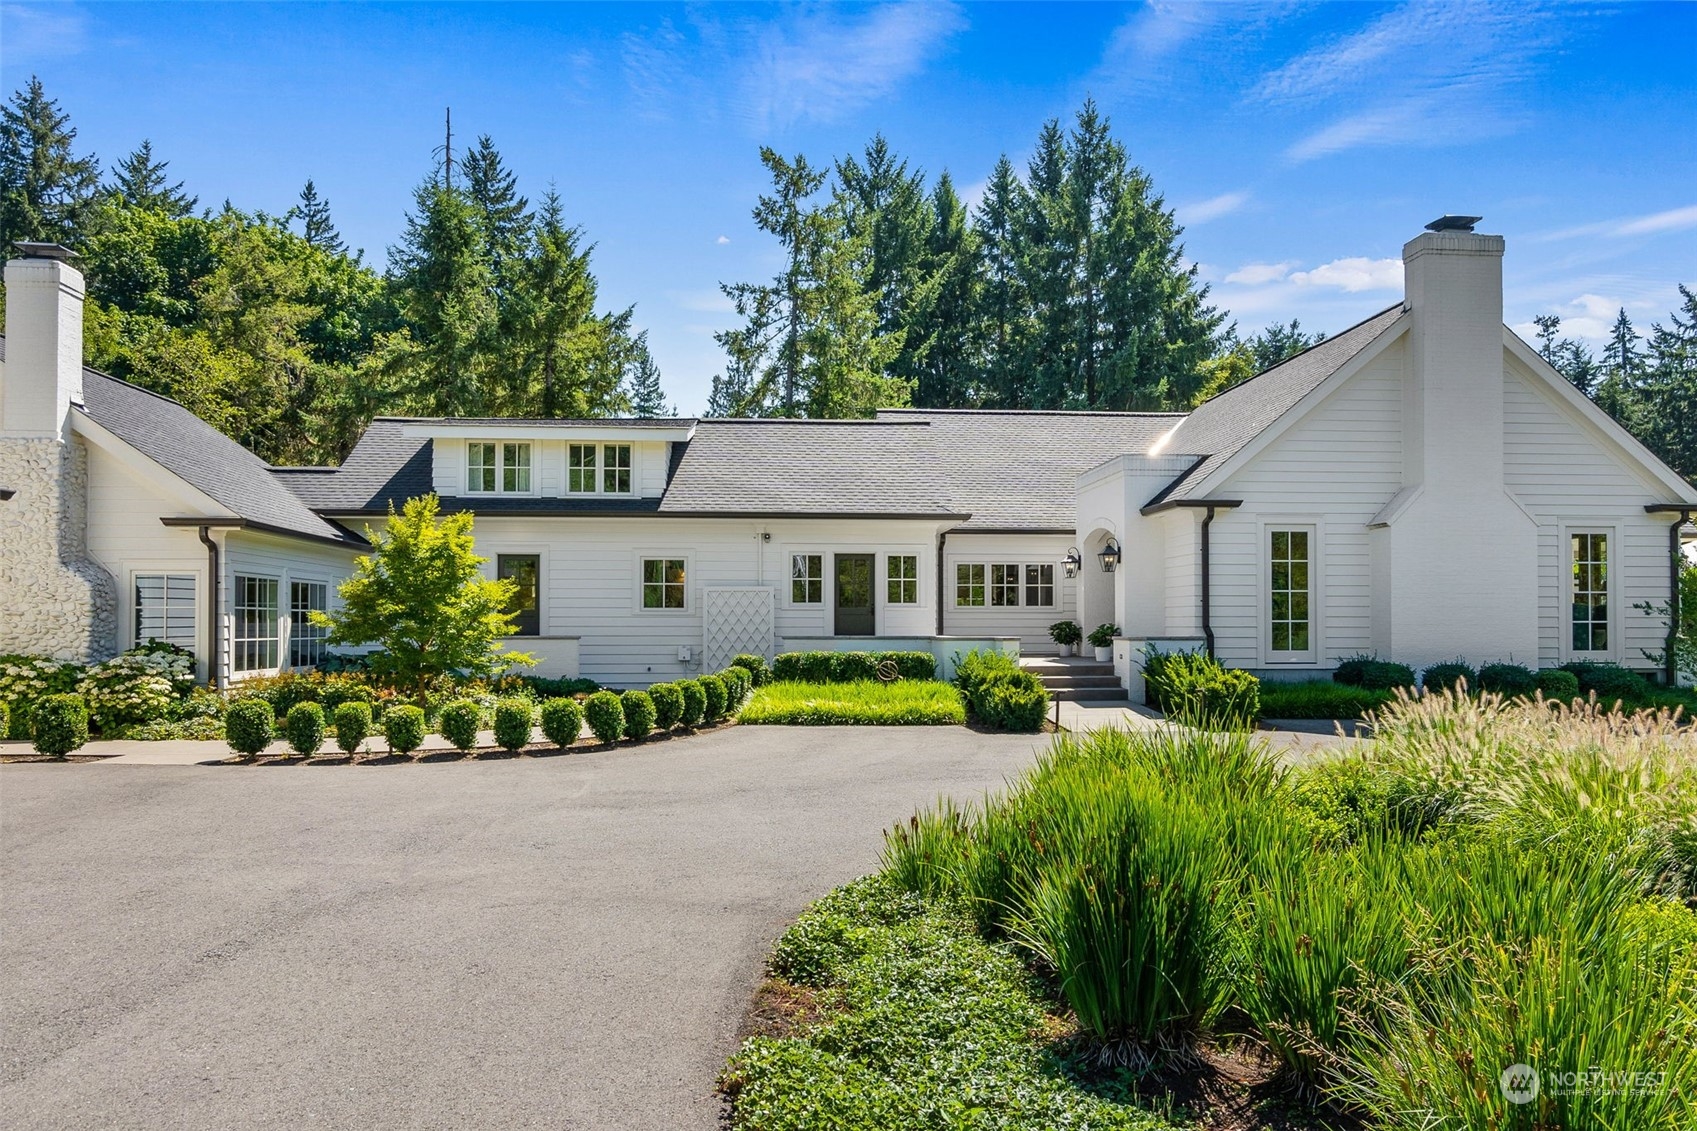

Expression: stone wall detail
xmin=0 ymin=436 xmax=119 ymax=661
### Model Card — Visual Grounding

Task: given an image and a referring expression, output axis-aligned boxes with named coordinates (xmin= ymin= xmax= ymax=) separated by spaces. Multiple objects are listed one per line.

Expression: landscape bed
xmin=739 ymin=681 xmax=967 ymax=727
xmin=723 ymin=689 xmax=1697 ymax=1130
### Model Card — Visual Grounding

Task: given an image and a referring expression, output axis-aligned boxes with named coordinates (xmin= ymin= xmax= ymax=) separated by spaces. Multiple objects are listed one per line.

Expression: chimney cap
xmin=1424 ymin=215 xmax=1483 ymax=233
xmin=11 ymin=241 xmax=79 ymax=261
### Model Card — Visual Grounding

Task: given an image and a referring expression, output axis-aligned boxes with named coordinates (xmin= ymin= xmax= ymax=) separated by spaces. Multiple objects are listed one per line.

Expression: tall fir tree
xmin=906 ymin=171 xmax=981 ymax=407
xmin=626 ymin=332 xmax=668 ymax=417
xmin=292 ymin=179 xmax=346 ymax=254
xmin=0 ymin=76 xmax=101 ymax=248
xmin=972 ymin=156 xmax=1029 ymax=408
xmin=107 ymin=139 xmax=196 ymax=217
xmin=1637 ymin=286 xmax=1697 ymax=478
xmin=834 ymin=135 xmax=933 ymax=392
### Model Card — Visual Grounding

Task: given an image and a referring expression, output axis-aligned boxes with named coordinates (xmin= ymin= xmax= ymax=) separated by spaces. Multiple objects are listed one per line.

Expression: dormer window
xmin=568 ymin=443 xmax=596 ymax=492
xmin=467 ymin=441 xmax=532 ymax=494
xmin=567 ymin=442 xmax=632 ymax=494
xmin=603 ymin=444 xmax=632 ymax=493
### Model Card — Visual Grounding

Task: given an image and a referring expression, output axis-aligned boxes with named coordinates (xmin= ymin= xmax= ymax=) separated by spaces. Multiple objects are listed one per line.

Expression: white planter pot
xmin=1093 ymin=645 xmax=1112 ymax=662
xmin=1055 ymin=642 xmax=1072 ymax=657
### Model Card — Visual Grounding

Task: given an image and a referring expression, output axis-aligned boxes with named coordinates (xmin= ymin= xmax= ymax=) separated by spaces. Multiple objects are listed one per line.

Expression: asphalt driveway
xmin=0 ymin=726 xmax=1045 ymax=1131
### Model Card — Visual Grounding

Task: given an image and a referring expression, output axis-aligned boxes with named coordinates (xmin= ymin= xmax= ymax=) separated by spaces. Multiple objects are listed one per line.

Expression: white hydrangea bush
xmin=77 ymin=654 xmax=187 ymax=731
xmin=0 ymin=656 xmax=84 ymax=737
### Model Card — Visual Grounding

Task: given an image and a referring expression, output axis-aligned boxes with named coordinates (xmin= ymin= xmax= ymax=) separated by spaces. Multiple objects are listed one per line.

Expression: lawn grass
xmin=1256 ymin=679 xmax=1392 ymax=719
xmin=739 ymin=680 xmax=966 ymax=726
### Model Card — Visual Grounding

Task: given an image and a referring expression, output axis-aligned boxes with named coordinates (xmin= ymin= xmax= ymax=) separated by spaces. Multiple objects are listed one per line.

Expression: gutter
xmin=935 ymin=530 xmax=947 ymax=635
xmin=1647 ymin=504 xmax=1696 ymax=687
xmin=161 ymin=515 xmax=366 ymax=549
xmin=164 ymin=520 xmax=240 ymax=689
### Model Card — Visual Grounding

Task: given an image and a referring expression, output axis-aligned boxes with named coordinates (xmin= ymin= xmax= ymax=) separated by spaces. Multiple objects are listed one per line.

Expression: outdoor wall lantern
xmin=1098 ymin=538 xmax=1121 ymax=573
xmin=1061 ymin=547 xmax=1082 ymax=578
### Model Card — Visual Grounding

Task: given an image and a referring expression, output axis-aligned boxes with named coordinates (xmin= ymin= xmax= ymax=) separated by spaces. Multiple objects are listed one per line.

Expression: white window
xmin=234 ymin=575 xmax=280 ymax=673
xmin=568 ymin=444 xmax=597 ymax=493
xmin=502 ymin=442 xmax=531 ymax=493
xmin=955 ymin=563 xmax=986 ymax=607
xmin=1268 ymin=528 xmax=1314 ymax=659
xmin=1571 ymin=531 xmax=1610 ymax=654
xmin=792 ymin=554 xmax=823 ymax=604
xmin=135 ymin=574 xmax=196 ymax=651
xmin=887 ymin=555 xmax=918 ymax=604
xmin=289 ymin=580 xmax=329 ymax=668
xmin=641 ymin=558 xmax=686 ymax=610
xmin=467 ymin=442 xmax=498 ymax=493
xmin=602 ymin=444 xmax=632 ymax=494
xmin=1024 ymin=564 xmax=1055 ymax=608
xmin=468 ymin=441 xmax=531 ymax=494
xmin=990 ymin=564 xmax=1021 ymax=607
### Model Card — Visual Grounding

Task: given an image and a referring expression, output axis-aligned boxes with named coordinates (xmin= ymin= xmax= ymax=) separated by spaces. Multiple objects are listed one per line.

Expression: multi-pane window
xmin=288 ymin=581 xmax=329 ymax=667
xmin=135 ymin=574 xmax=195 ymax=650
xmin=887 ymin=555 xmax=918 ymax=604
xmin=1268 ymin=529 xmax=1311 ymax=655
xmin=792 ymin=554 xmax=823 ymax=604
xmin=468 ymin=441 xmax=530 ymax=493
xmin=467 ymin=442 xmax=498 ymax=493
xmin=1572 ymin=532 xmax=1609 ymax=653
xmin=568 ymin=444 xmax=597 ymax=493
xmin=641 ymin=558 xmax=686 ymax=610
xmin=233 ymin=575 xmax=280 ymax=673
xmin=955 ymin=563 xmax=986 ymax=607
xmin=1024 ymin=564 xmax=1055 ymax=608
xmin=602 ymin=444 xmax=632 ymax=494
xmin=990 ymin=564 xmax=1021 ymax=606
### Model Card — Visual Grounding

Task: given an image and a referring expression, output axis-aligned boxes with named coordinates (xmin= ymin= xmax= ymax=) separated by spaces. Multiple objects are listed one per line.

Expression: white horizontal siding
xmin=431 ymin=437 xmax=670 ymax=500
xmin=222 ymin=531 xmax=360 ymax=684
xmin=942 ymin=533 xmax=1078 ymax=651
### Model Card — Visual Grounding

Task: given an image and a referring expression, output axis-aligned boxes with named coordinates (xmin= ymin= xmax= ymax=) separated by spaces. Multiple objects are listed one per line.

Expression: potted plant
xmin=1087 ymin=623 xmax=1119 ymax=662
xmin=1048 ymin=620 xmax=1082 ymax=657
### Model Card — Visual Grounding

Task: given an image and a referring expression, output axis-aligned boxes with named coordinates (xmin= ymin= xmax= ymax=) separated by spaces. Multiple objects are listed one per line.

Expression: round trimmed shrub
xmin=1478 ymin=662 xmax=1537 ymax=698
xmin=620 ymin=690 xmax=657 ymax=740
xmin=382 ymin=704 xmax=426 ymax=756
xmin=584 ymin=691 xmax=624 ymax=745
xmin=983 ymin=675 xmax=1049 ymax=732
xmin=1536 ymin=668 xmax=1581 ymax=702
xmin=718 ymin=666 xmax=750 ymax=709
xmin=731 ymin=654 xmax=771 ymax=687
xmin=224 ymin=697 xmax=275 ymax=757
xmin=332 ymin=700 xmax=372 ymax=755
xmin=1333 ymin=656 xmax=1416 ymax=691
xmin=492 ymin=698 xmax=535 ymax=752
xmin=439 ymin=699 xmax=482 ymax=752
xmin=539 ymin=697 xmax=583 ymax=749
xmin=1561 ymin=661 xmax=1651 ymax=705
xmin=1420 ymin=660 xmax=1475 ymax=694
xmin=678 ymin=679 xmax=706 ymax=727
xmin=648 ymin=682 xmax=683 ymax=730
xmin=31 ymin=693 xmax=89 ymax=757
xmin=284 ymin=701 xmax=327 ymax=758
xmin=700 ymin=674 xmax=728 ymax=722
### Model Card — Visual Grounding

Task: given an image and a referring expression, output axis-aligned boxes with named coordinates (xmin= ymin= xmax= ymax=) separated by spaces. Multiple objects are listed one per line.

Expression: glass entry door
xmin=834 ymin=554 xmax=875 ymax=635
xmin=498 ymin=554 xmax=541 ymax=636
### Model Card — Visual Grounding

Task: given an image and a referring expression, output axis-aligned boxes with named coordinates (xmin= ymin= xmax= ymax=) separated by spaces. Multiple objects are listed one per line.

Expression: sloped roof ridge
xmin=1190 ymin=302 xmax=1403 ymax=410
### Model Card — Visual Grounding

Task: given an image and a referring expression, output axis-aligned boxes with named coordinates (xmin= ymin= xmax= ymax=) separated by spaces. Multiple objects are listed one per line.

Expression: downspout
xmin=1666 ymin=509 xmax=1693 ymax=688
xmin=197 ymin=525 xmax=221 ymax=689
xmin=935 ymin=530 xmax=947 ymax=636
xmin=1200 ymin=506 xmax=1218 ymax=660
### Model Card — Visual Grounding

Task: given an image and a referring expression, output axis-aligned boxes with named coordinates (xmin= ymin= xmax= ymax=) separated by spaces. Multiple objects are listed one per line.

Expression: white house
xmin=3 ymin=219 xmax=1693 ymax=692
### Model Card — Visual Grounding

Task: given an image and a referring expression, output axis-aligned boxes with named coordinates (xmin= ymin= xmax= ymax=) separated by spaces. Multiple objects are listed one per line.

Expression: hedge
xmin=1333 ymin=655 xmax=1417 ymax=691
xmin=1420 ymin=660 xmax=1475 ymax=694
xmin=31 ymin=693 xmax=89 ymax=757
xmin=584 ymin=691 xmax=625 ymax=745
xmin=731 ymin=654 xmax=772 ymax=687
xmin=700 ymin=674 xmax=729 ymax=722
xmin=719 ymin=666 xmax=752 ymax=709
xmin=493 ymin=698 xmax=535 ymax=752
xmin=678 ymin=679 xmax=706 ymax=727
xmin=648 ymin=682 xmax=683 ymax=730
xmin=1560 ymin=661 xmax=1652 ymax=704
xmin=1478 ymin=662 xmax=1537 ymax=698
xmin=284 ymin=701 xmax=327 ymax=758
xmin=952 ymin=650 xmax=1048 ymax=732
xmin=1536 ymin=668 xmax=1581 ymax=702
xmin=772 ymin=650 xmax=936 ymax=684
xmin=621 ymin=690 xmax=657 ymax=740
xmin=540 ymin=697 xmax=584 ymax=748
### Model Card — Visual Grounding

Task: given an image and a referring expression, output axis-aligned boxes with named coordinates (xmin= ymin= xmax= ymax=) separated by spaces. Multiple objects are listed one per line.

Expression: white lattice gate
xmin=703 ymin=586 xmax=775 ymax=671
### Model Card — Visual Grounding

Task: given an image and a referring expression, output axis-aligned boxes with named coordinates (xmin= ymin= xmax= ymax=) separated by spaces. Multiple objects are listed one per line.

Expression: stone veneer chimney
xmin=0 ymin=247 xmax=118 ymax=661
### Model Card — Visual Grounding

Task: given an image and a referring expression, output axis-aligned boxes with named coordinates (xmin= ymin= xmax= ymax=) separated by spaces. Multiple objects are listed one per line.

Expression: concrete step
xmin=1020 ymin=660 xmax=1115 ymax=677
xmin=1051 ymin=687 xmax=1134 ymax=702
xmin=1041 ymin=674 xmax=1124 ymax=690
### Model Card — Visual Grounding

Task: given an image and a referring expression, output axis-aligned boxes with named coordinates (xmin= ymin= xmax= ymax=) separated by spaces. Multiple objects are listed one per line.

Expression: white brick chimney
xmin=0 ymin=244 xmax=117 ymax=662
xmin=1374 ymin=219 xmax=1540 ymax=668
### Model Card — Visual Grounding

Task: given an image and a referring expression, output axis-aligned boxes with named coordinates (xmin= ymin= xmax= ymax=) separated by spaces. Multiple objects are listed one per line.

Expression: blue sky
xmin=4 ymin=1 xmax=1693 ymax=413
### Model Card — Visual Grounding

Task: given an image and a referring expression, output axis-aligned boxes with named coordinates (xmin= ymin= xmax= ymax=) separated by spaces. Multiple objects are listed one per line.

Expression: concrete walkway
xmin=1054 ymin=698 xmax=1359 ymax=759
xmin=0 ymin=726 xmax=581 ymax=766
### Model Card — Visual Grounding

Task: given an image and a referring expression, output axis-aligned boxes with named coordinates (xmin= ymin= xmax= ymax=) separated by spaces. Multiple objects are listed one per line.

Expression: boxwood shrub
xmin=620 ymin=690 xmax=657 ymax=740
xmin=719 ymin=666 xmax=751 ymax=709
xmin=771 ymin=650 xmax=936 ymax=684
xmin=284 ymin=701 xmax=327 ymax=758
xmin=648 ymin=682 xmax=683 ymax=730
xmin=1560 ymin=661 xmax=1652 ymax=704
xmin=1421 ymin=660 xmax=1476 ymax=694
xmin=1478 ymin=662 xmax=1537 ymax=698
xmin=332 ymin=700 xmax=372 ymax=755
xmin=1334 ymin=655 xmax=1417 ymax=691
xmin=382 ymin=704 xmax=426 ymax=756
xmin=979 ymin=671 xmax=1049 ymax=732
xmin=731 ymin=654 xmax=771 ymax=687
xmin=224 ymin=697 xmax=275 ymax=757
xmin=584 ymin=690 xmax=625 ymax=745
xmin=1536 ymin=668 xmax=1581 ymax=702
xmin=539 ymin=697 xmax=583 ymax=749
xmin=492 ymin=698 xmax=535 ymax=752
xmin=439 ymin=699 xmax=482 ymax=752
xmin=31 ymin=693 xmax=89 ymax=757
xmin=678 ymin=679 xmax=706 ymax=727
xmin=700 ymin=674 xmax=729 ymax=722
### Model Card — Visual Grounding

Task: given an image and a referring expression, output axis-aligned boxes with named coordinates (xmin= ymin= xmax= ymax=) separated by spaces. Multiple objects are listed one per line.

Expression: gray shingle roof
xmin=875 ymin=409 xmax=1183 ymax=530
xmin=1145 ymin=305 xmax=1405 ymax=507
xmin=270 ymin=418 xmax=433 ymax=513
xmin=76 ymin=369 xmax=360 ymax=545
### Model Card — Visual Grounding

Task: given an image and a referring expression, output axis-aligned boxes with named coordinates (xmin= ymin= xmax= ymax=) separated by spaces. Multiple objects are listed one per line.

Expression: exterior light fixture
xmin=1061 ymin=547 xmax=1082 ymax=578
xmin=1098 ymin=538 xmax=1121 ymax=573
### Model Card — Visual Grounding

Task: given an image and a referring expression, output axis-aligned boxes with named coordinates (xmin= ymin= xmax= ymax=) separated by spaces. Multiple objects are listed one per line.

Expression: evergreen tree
xmin=463 ymin=134 xmax=531 ymax=277
xmin=835 ymin=135 xmax=933 ymax=390
xmin=107 ymin=139 xmax=196 ymax=217
xmin=1241 ymin=319 xmax=1324 ymax=371
xmin=1607 ymin=307 xmax=1644 ymax=381
xmin=1635 ymin=286 xmax=1697 ymax=478
xmin=0 ymin=76 xmax=101 ymax=248
xmin=907 ymin=171 xmax=981 ymax=407
xmin=1532 ymin=313 xmax=1600 ymax=396
xmin=972 ymin=156 xmax=1029 ymax=407
xmin=292 ymin=179 xmax=346 ymax=255
xmin=627 ymin=333 xmax=667 ymax=417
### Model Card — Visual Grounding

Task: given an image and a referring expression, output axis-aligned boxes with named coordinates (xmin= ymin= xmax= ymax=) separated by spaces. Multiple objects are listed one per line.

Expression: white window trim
xmin=1260 ymin=520 xmax=1322 ymax=666
xmin=632 ymin=550 xmax=692 ymax=614
xmin=788 ymin=551 xmax=826 ymax=607
xmin=465 ymin=439 xmax=538 ymax=497
xmin=600 ymin=443 xmax=636 ymax=497
xmin=287 ymin=577 xmax=332 ymax=669
xmin=954 ymin=562 xmax=988 ymax=608
xmin=231 ymin=572 xmax=283 ymax=676
xmin=488 ymin=545 xmax=550 ymax=637
xmin=886 ymin=553 xmax=921 ymax=606
xmin=1023 ymin=562 xmax=1057 ymax=609
xmin=129 ymin=568 xmax=200 ymax=653
xmin=1562 ymin=523 xmax=1617 ymax=662
xmin=566 ymin=442 xmax=599 ymax=496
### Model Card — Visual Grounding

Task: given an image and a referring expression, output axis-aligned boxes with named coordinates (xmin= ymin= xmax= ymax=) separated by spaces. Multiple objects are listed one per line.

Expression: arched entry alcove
xmin=1075 ymin=525 xmax=1120 ymax=645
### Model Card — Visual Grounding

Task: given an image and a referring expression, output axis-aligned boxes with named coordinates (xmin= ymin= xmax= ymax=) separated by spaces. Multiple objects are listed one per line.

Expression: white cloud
xmin=1539 ymin=203 xmax=1697 ymax=241
xmin=0 ymin=2 xmax=88 ymax=63
xmin=715 ymin=235 xmax=731 ymax=245
xmin=1093 ymin=2 xmax=1286 ymax=92
xmin=1225 ymin=260 xmax=1296 ymax=286
xmin=1288 ymin=257 xmax=1402 ymax=292
xmin=1176 ymin=191 xmax=1250 ymax=225
xmin=1284 ymin=101 xmax=1437 ymax=163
